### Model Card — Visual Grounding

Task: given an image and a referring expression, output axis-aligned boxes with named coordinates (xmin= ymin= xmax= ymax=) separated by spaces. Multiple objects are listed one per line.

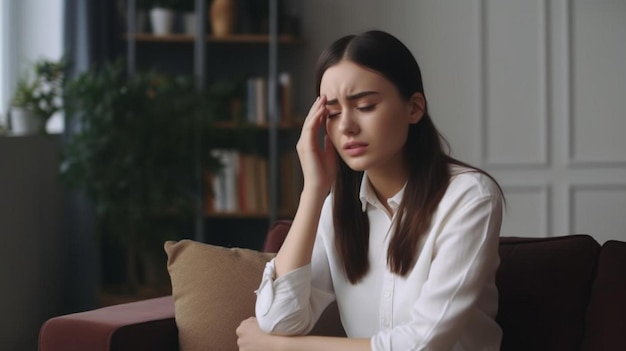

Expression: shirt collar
xmin=358 ymin=172 xmax=407 ymax=212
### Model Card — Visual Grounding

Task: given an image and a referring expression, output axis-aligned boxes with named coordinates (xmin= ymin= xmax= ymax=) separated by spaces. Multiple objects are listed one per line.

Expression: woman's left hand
xmin=236 ymin=317 xmax=277 ymax=351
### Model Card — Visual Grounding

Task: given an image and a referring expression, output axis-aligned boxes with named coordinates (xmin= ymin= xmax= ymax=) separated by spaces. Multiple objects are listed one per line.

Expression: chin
xmin=341 ymin=158 xmax=369 ymax=172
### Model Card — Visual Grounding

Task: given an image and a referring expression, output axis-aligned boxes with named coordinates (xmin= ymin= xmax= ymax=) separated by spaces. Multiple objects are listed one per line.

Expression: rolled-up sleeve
xmin=255 ymin=212 xmax=336 ymax=335
xmin=371 ymin=193 xmax=503 ymax=351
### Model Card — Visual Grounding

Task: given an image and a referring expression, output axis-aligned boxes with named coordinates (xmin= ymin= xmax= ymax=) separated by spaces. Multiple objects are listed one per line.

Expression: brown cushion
xmin=496 ymin=235 xmax=600 ymax=351
xmin=582 ymin=240 xmax=626 ymax=351
xmin=164 ymin=240 xmax=274 ymax=351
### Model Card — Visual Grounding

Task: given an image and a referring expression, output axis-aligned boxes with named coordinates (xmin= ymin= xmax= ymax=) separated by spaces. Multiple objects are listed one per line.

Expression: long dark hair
xmin=315 ymin=30 xmax=502 ymax=284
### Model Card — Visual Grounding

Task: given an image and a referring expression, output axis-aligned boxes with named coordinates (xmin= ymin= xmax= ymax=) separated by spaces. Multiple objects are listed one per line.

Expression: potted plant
xmin=148 ymin=0 xmax=176 ymax=35
xmin=0 ymin=117 xmax=7 ymax=135
xmin=60 ymin=60 xmax=220 ymax=294
xmin=9 ymin=59 xmax=65 ymax=135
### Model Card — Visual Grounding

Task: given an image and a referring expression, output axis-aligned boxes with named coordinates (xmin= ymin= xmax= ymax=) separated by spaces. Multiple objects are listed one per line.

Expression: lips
xmin=343 ymin=141 xmax=368 ymax=156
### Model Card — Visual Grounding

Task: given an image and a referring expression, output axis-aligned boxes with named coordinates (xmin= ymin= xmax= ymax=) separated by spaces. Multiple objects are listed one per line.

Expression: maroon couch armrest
xmin=39 ymin=296 xmax=178 ymax=351
xmin=263 ymin=220 xmax=293 ymax=253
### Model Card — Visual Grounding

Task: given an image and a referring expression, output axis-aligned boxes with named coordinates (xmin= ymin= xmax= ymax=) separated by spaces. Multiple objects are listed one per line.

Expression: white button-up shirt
xmin=255 ymin=167 xmax=503 ymax=350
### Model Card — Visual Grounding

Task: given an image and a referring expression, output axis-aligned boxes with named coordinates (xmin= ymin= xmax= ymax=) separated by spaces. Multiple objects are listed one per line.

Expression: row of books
xmin=245 ymin=72 xmax=293 ymax=126
xmin=206 ymin=149 xmax=301 ymax=215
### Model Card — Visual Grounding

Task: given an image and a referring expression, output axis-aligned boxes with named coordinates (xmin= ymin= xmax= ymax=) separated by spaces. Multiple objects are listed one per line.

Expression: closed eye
xmin=328 ymin=112 xmax=341 ymax=119
xmin=357 ymin=104 xmax=376 ymax=112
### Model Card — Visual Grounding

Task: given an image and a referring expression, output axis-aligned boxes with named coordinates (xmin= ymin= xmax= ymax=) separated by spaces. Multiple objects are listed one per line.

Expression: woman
xmin=237 ymin=30 xmax=504 ymax=351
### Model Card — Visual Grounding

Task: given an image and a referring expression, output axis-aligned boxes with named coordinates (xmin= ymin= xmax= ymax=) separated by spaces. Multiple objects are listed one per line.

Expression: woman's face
xmin=320 ymin=60 xmax=423 ymax=176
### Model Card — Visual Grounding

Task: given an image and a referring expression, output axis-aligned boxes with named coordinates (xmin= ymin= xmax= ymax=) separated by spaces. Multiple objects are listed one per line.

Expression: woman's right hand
xmin=295 ymin=95 xmax=337 ymax=196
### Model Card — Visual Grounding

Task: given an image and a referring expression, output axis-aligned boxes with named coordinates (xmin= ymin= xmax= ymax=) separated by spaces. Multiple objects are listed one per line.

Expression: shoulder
xmin=444 ymin=165 xmax=503 ymax=208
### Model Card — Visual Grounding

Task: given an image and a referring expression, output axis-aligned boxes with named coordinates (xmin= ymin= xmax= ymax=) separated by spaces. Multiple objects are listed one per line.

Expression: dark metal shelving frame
xmin=126 ymin=0 xmax=282 ymax=242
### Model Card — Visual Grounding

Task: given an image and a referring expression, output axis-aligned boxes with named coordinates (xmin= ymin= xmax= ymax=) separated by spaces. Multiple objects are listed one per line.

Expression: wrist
xmin=273 ymin=335 xmax=289 ymax=351
xmin=301 ymin=182 xmax=329 ymax=199
xmin=299 ymin=187 xmax=327 ymax=209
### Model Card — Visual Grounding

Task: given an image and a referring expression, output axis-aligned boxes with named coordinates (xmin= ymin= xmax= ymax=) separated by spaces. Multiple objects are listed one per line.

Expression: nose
xmin=337 ymin=109 xmax=359 ymax=135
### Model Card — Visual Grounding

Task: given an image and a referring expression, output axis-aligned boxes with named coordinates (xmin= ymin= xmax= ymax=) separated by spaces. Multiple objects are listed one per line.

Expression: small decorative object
xmin=183 ymin=13 xmax=196 ymax=35
xmin=177 ymin=0 xmax=196 ymax=35
xmin=9 ymin=58 xmax=65 ymax=135
xmin=149 ymin=0 xmax=175 ymax=35
xmin=210 ymin=0 xmax=236 ymax=37
xmin=135 ymin=0 xmax=150 ymax=33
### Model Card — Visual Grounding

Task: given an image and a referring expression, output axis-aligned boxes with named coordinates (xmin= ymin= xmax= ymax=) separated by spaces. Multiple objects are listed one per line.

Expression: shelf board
xmin=124 ymin=33 xmax=300 ymax=44
xmin=213 ymin=121 xmax=302 ymax=130
xmin=205 ymin=210 xmax=295 ymax=219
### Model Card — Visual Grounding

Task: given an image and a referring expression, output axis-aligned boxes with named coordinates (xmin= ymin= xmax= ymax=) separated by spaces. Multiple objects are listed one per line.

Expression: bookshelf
xmin=124 ymin=33 xmax=300 ymax=44
xmin=213 ymin=121 xmax=302 ymax=129
xmin=125 ymin=0 xmax=302 ymax=249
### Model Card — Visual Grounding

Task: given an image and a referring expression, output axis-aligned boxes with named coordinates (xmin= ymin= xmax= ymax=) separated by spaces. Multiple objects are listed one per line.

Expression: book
xmin=255 ymin=77 xmax=267 ymax=125
xmin=279 ymin=72 xmax=292 ymax=124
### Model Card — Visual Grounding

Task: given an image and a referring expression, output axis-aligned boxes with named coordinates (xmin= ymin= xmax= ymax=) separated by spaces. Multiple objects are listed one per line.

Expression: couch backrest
xmin=264 ymin=220 xmax=292 ymax=253
xmin=496 ymin=235 xmax=600 ymax=351
xmin=264 ymin=222 xmax=604 ymax=350
xmin=582 ymin=240 xmax=626 ymax=351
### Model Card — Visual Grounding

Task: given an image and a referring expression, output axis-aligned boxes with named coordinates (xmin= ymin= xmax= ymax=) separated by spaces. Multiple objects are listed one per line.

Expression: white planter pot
xmin=150 ymin=8 xmax=174 ymax=35
xmin=183 ymin=12 xmax=196 ymax=35
xmin=10 ymin=107 xmax=43 ymax=135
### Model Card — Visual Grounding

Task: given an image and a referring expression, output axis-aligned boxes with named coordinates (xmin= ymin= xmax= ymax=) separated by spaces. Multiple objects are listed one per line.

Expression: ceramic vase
xmin=210 ymin=0 xmax=236 ymax=37
xmin=150 ymin=7 xmax=174 ymax=35
xmin=183 ymin=12 xmax=196 ymax=35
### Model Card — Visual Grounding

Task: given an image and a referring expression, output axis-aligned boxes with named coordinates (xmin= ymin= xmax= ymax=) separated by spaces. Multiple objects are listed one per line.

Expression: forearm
xmin=273 ymin=335 xmax=371 ymax=351
xmin=274 ymin=188 xmax=326 ymax=277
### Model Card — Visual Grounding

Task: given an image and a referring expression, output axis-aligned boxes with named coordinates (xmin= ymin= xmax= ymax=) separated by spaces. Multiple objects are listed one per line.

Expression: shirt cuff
xmin=255 ymin=259 xmax=312 ymax=317
xmin=371 ymin=332 xmax=390 ymax=351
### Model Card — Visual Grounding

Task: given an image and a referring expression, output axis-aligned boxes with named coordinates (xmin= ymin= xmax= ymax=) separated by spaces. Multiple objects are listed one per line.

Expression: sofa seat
xmin=39 ymin=221 xmax=626 ymax=351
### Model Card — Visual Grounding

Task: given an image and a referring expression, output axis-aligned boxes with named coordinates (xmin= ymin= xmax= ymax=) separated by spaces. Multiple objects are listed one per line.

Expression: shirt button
xmin=384 ymin=291 xmax=391 ymax=298
xmin=384 ymin=320 xmax=391 ymax=328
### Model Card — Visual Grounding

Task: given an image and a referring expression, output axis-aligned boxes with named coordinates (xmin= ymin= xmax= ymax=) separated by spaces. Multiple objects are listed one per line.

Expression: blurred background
xmin=1 ymin=0 xmax=625 ymax=350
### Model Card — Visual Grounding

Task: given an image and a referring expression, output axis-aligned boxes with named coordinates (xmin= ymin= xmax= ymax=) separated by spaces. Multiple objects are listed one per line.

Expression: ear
xmin=407 ymin=92 xmax=425 ymax=124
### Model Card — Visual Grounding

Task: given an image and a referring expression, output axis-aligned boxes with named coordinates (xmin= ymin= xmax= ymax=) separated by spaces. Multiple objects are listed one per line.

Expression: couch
xmin=39 ymin=220 xmax=626 ymax=351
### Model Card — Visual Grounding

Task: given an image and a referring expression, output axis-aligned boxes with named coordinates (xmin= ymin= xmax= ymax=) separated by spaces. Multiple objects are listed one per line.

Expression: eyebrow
xmin=325 ymin=91 xmax=380 ymax=106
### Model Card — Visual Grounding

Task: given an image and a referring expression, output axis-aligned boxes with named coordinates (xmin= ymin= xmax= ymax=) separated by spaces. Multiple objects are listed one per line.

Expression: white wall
xmin=0 ymin=0 xmax=64 ymax=130
xmin=288 ymin=0 xmax=384 ymax=115
xmin=0 ymin=0 xmax=14 ymax=126
xmin=15 ymin=0 xmax=64 ymax=71
xmin=295 ymin=0 xmax=626 ymax=243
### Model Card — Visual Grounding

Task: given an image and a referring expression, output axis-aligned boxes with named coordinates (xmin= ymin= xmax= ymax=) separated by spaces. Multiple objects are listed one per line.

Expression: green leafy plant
xmin=10 ymin=58 xmax=65 ymax=133
xmin=11 ymin=74 xmax=38 ymax=108
xmin=60 ymin=60 xmax=220 ymax=292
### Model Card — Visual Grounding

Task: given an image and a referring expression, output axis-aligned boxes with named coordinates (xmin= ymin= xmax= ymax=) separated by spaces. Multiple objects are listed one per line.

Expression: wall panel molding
xmin=480 ymin=0 xmax=550 ymax=168
xmin=568 ymin=184 xmax=626 ymax=241
xmin=564 ymin=0 xmax=626 ymax=168
xmin=501 ymin=185 xmax=551 ymax=238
